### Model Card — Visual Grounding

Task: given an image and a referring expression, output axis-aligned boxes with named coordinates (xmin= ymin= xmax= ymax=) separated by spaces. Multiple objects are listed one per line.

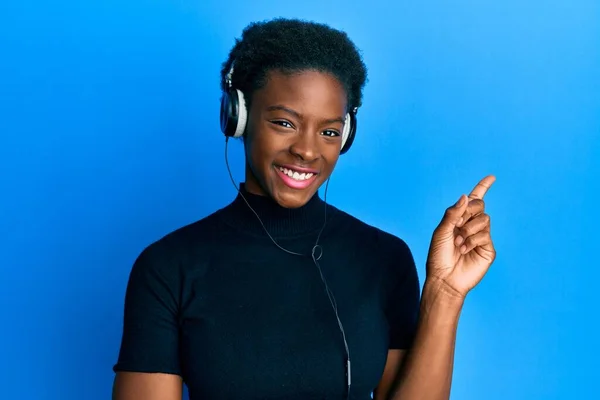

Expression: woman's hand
xmin=425 ymin=175 xmax=497 ymax=298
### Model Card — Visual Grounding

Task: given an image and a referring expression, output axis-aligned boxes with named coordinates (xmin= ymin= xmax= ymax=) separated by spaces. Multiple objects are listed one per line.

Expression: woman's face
xmin=243 ymin=70 xmax=348 ymax=209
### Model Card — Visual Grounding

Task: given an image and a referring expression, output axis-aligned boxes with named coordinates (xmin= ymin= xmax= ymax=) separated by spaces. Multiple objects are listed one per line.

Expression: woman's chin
xmin=271 ymin=185 xmax=318 ymax=209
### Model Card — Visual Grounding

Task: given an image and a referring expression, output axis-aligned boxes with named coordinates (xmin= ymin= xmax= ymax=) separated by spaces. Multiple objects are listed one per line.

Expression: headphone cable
xmin=224 ymin=137 xmax=352 ymax=398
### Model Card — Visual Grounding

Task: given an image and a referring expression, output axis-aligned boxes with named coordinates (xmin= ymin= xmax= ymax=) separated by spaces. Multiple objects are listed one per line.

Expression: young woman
xmin=112 ymin=18 xmax=496 ymax=400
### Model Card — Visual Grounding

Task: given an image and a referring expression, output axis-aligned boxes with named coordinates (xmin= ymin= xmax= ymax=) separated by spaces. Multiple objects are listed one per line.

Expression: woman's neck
xmin=221 ymin=183 xmax=331 ymax=238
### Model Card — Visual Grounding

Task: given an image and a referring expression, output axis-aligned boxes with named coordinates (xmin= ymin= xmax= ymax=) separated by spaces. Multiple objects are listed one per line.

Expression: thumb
xmin=437 ymin=194 xmax=468 ymax=234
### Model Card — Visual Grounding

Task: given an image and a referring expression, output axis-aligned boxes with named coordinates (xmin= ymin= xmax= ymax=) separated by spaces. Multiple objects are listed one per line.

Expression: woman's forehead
xmin=256 ymin=70 xmax=348 ymax=112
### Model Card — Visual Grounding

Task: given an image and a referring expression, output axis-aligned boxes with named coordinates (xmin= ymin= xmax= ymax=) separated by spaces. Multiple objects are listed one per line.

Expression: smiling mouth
xmin=277 ymin=166 xmax=315 ymax=180
xmin=274 ymin=165 xmax=319 ymax=189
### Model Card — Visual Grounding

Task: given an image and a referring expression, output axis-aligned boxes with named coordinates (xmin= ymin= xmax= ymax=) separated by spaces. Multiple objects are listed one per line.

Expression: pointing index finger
xmin=469 ymin=175 xmax=496 ymax=199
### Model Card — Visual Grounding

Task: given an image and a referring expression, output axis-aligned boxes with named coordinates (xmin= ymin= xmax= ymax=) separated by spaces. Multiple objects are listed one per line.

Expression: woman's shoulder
xmin=329 ymin=205 xmax=413 ymax=256
xmin=328 ymin=206 xmax=418 ymax=289
xmin=130 ymin=208 xmax=233 ymax=274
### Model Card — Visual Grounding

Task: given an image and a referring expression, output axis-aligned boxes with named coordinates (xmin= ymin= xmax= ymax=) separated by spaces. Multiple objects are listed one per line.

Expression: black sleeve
xmin=385 ymin=237 xmax=421 ymax=350
xmin=113 ymin=242 xmax=182 ymax=375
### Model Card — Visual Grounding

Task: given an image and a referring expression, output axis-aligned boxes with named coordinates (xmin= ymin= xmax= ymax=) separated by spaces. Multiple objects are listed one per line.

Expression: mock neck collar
xmin=219 ymin=183 xmax=333 ymax=238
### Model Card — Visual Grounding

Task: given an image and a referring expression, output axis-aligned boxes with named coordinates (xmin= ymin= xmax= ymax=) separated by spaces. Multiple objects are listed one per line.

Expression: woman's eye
xmin=322 ymin=130 xmax=340 ymax=137
xmin=271 ymin=120 xmax=294 ymax=129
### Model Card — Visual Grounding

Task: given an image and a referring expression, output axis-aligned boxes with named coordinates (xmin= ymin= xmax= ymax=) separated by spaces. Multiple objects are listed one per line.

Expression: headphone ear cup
xmin=233 ymin=89 xmax=248 ymax=138
xmin=220 ymin=88 xmax=248 ymax=138
xmin=340 ymin=112 xmax=357 ymax=154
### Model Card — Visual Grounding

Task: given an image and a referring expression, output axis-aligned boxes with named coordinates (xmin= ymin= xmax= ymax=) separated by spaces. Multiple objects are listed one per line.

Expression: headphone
xmin=220 ymin=63 xmax=358 ymax=155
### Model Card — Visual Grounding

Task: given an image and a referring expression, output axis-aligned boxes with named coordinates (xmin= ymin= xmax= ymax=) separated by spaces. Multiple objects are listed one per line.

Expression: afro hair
xmin=220 ymin=18 xmax=368 ymax=112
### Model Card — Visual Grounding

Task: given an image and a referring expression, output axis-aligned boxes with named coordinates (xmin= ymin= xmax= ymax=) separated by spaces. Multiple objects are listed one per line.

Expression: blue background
xmin=1 ymin=0 xmax=598 ymax=399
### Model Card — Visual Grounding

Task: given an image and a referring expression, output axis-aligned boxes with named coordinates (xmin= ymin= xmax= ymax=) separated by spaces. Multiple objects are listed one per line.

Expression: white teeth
xmin=278 ymin=167 xmax=315 ymax=181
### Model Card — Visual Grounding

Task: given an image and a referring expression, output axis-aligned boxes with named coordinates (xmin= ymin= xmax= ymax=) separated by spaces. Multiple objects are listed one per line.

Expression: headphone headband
xmin=224 ymin=63 xmax=234 ymax=88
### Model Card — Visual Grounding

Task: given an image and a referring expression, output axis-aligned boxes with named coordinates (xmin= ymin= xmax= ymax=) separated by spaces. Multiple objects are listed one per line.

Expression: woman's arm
xmin=373 ymin=350 xmax=407 ymax=400
xmin=112 ymin=372 xmax=183 ymax=400
xmin=112 ymin=242 xmax=184 ymax=399
xmin=373 ymin=280 xmax=461 ymax=400
xmin=389 ymin=176 xmax=497 ymax=400
xmin=389 ymin=278 xmax=463 ymax=400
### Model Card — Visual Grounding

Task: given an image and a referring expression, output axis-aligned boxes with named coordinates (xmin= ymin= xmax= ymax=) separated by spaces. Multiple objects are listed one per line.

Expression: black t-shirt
xmin=113 ymin=185 xmax=421 ymax=399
